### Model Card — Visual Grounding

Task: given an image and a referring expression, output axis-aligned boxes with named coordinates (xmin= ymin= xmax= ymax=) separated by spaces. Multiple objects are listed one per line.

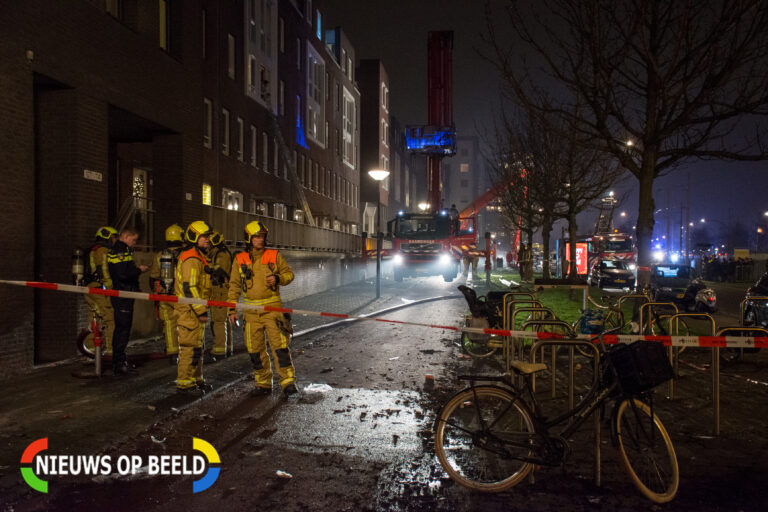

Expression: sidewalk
xmin=0 ymin=278 xmax=418 ymax=498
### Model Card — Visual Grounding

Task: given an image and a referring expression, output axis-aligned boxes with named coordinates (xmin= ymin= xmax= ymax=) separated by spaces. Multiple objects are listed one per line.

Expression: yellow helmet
xmin=244 ymin=220 xmax=268 ymax=243
xmin=210 ymin=231 xmax=224 ymax=246
xmin=184 ymin=220 xmax=212 ymax=244
xmin=95 ymin=226 xmax=118 ymax=241
xmin=165 ymin=224 xmax=184 ymax=243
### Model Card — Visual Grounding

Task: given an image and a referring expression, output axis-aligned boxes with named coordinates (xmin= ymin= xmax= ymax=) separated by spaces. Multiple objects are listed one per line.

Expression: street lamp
xmin=368 ymin=169 xmax=390 ymax=299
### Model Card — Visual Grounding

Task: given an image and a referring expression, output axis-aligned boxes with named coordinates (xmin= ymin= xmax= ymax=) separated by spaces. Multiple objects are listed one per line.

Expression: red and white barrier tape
xmin=2 ymin=279 xmax=767 ymax=350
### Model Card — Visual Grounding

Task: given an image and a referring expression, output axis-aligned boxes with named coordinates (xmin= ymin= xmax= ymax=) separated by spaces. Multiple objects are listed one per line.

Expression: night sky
xmin=321 ymin=1 xmax=768 ymax=246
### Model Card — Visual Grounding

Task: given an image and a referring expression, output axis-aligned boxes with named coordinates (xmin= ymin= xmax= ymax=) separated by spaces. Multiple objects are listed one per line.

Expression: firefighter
xmin=149 ymin=224 xmax=184 ymax=362
xmin=227 ymin=220 xmax=298 ymax=395
xmin=208 ymin=230 xmax=233 ymax=360
xmin=106 ymin=228 xmax=149 ymax=375
xmin=174 ymin=221 xmax=213 ymax=393
xmin=85 ymin=226 xmax=117 ymax=356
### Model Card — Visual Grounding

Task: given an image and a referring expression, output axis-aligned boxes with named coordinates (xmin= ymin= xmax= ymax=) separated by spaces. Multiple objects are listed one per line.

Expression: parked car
xmin=650 ymin=264 xmax=717 ymax=313
xmin=589 ymin=259 xmax=635 ymax=290
xmin=743 ymin=272 xmax=768 ymax=328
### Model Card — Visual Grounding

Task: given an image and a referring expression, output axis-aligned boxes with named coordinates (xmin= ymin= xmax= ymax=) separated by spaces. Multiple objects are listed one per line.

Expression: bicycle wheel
xmin=77 ymin=328 xmax=96 ymax=359
xmin=461 ymin=332 xmax=498 ymax=358
xmin=614 ymin=398 xmax=679 ymax=503
xmin=434 ymin=386 xmax=536 ymax=492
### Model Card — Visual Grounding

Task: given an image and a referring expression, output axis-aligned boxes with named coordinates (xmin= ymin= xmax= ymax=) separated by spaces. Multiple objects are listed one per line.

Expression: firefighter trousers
xmin=243 ymin=311 xmax=295 ymax=389
xmin=159 ymin=301 xmax=179 ymax=355
xmin=85 ymin=292 xmax=114 ymax=354
xmin=210 ymin=285 xmax=232 ymax=356
xmin=110 ymin=297 xmax=134 ymax=369
xmin=176 ymin=307 xmax=206 ymax=389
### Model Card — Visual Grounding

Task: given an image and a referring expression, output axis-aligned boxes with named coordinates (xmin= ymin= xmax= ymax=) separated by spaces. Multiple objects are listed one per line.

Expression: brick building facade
xmin=0 ymin=0 xmax=386 ymax=376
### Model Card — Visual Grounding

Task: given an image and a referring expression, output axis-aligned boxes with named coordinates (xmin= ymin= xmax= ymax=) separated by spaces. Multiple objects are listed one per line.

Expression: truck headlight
xmin=393 ymin=254 xmax=404 ymax=265
xmin=439 ymin=253 xmax=451 ymax=266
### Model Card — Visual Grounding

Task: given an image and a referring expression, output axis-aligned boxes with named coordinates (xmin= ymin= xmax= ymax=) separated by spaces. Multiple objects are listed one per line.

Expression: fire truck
xmin=387 ymin=32 xmax=507 ymax=282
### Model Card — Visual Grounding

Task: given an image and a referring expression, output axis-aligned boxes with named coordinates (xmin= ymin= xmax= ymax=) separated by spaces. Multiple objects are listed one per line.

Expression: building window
xmin=319 ymin=166 xmax=325 ymax=195
xmin=341 ymin=48 xmax=346 ymax=74
xmin=347 ymin=56 xmax=353 ymax=80
xmin=221 ymin=109 xmax=230 ymax=155
xmin=222 ymin=188 xmax=243 ymax=211
xmin=306 ymin=159 xmax=313 ymax=189
xmin=314 ymin=162 xmax=319 ymax=192
xmin=274 ymin=203 xmax=287 ymax=220
xmin=202 ymin=184 xmax=212 ymax=205
xmin=262 ymin=0 xmax=272 ymax=53
xmin=201 ymin=8 xmax=206 ymax=59
xmin=305 ymin=0 xmax=312 ymax=23
xmin=106 ymin=0 xmax=121 ymax=19
xmin=460 ymin=179 xmax=469 ymax=188
xmin=227 ymin=34 xmax=235 ymax=79
xmin=279 ymin=17 xmax=285 ymax=53
xmin=260 ymin=65 xmax=270 ymax=102
xmin=381 ymin=83 xmax=388 ymax=111
xmin=262 ymin=132 xmax=269 ymax=171
xmin=250 ymin=126 xmax=257 ymax=167
xmin=342 ymin=87 xmax=356 ymax=168
xmin=279 ymin=80 xmax=284 ymax=116
xmin=460 ymin=163 xmax=469 ymax=173
xmin=237 ymin=117 xmax=244 ymax=161
xmin=248 ymin=55 xmax=257 ymax=93
xmin=203 ymin=98 xmax=212 ymax=148
xmin=306 ymin=43 xmax=326 ymax=147
xmin=326 ymin=169 xmax=331 ymax=197
xmin=299 ymin=154 xmax=305 ymax=185
xmin=316 ymin=10 xmax=322 ymax=40
xmin=159 ymin=0 xmax=169 ymax=50
xmin=273 ymin=138 xmax=279 ymax=174
xmin=296 ymin=37 xmax=301 ymax=70
xmin=461 ymin=148 xmax=469 ymax=156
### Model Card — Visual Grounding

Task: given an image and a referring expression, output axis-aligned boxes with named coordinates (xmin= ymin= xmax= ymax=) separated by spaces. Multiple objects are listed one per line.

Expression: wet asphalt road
xmin=4 ymin=274 xmax=768 ymax=511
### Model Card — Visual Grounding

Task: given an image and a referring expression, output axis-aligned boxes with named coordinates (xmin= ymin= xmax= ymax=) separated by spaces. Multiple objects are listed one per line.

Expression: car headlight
xmin=393 ymin=254 xmax=404 ymax=265
xmin=439 ymin=253 xmax=451 ymax=266
xmin=629 ymin=263 xmax=637 ymax=271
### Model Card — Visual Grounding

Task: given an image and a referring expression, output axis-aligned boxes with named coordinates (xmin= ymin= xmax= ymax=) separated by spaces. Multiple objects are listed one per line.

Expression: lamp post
xmin=369 ymin=169 xmax=390 ymax=299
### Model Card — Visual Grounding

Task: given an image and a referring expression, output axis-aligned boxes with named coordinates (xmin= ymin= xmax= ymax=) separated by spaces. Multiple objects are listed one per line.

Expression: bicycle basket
xmin=607 ymin=341 xmax=673 ymax=394
xmin=578 ymin=309 xmax=605 ymax=334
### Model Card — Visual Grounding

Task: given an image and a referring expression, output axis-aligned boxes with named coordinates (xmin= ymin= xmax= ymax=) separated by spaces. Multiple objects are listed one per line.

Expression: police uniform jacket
xmin=106 ymin=240 xmax=141 ymax=292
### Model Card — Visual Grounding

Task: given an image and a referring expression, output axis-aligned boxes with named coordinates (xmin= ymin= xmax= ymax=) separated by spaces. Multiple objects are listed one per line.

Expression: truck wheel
xmin=443 ymin=271 xmax=454 ymax=282
xmin=394 ymin=269 xmax=404 ymax=282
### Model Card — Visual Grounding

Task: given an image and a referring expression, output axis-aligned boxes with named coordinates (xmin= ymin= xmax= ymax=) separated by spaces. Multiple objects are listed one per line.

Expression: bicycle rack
xmin=638 ymin=302 xmax=678 ymax=335
xmin=529 ymin=338 xmax=603 ymax=487
xmin=667 ymin=313 xmax=717 ymax=434
xmin=505 ymin=307 xmax=558 ymax=363
xmin=740 ymin=296 xmax=768 ymax=326
xmin=520 ymin=319 xmax=574 ymax=396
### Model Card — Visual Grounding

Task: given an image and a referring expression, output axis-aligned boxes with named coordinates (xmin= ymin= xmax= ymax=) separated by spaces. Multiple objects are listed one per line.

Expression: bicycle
xmin=434 ymin=336 xmax=679 ymax=503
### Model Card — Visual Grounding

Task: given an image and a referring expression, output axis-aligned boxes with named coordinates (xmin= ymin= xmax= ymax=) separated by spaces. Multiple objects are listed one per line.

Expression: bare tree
xmin=489 ymin=104 xmax=621 ymax=281
xmin=485 ymin=0 xmax=768 ymax=288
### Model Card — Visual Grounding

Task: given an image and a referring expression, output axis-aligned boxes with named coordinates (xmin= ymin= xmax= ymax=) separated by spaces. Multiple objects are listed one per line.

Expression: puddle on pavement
xmin=269 ymin=388 xmax=428 ymax=461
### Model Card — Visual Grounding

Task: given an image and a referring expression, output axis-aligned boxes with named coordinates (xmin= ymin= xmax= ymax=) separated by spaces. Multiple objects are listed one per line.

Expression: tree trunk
xmin=568 ymin=213 xmax=579 ymax=283
xmin=542 ymin=217 xmax=553 ymax=279
xmin=635 ymin=159 xmax=657 ymax=292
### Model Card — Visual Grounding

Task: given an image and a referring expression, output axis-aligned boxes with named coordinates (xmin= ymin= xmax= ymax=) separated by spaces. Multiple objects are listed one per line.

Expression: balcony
xmin=205 ymin=205 xmax=360 ymax=253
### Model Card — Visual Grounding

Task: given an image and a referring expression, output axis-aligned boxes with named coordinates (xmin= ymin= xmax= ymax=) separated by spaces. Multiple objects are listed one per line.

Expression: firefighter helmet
xmin=244 ymin=220 xmax=268 ymax=243
xmin=165 ymin=224 xmax=184 ymax=243
xmin=95 ymin=226 xmax=118 ymax=241
xmin=210 ymin=231 xmax=224 ymax=247
xmin=184 ymin=221 xmax=212 ymax=244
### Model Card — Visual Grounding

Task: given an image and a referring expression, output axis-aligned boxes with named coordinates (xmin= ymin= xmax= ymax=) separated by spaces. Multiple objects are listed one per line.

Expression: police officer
xmin=85 ymin=226 xmax=117 ymax=356
xmin=150 ymin=224 xmax=184 ymax=362
xmin=227 ymin=221 xmax=298 ymax=395
xmin=175 ymin=221 xmax=213 ymax=393
xmin=106 ymin=228 xmax=149 ymax=375
xmin=208 ymin=231 xmax=233 ymax=360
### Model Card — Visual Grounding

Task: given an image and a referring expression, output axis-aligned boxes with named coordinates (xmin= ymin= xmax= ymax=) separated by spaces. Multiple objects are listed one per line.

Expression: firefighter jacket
xmin=227 ymin=248 xmax=294 ymax=315
xmin=210 ymin=246 xmax=233 ymax=287
xmin=150 ymin=245 xmax=183 ymax=294
xmin=174 ymin=247 xmax=212 ymax=318
xmin=106 ymin=240 xmax=141 ymax=292
xmin=88 ymin=243 xmax=112 ymax=289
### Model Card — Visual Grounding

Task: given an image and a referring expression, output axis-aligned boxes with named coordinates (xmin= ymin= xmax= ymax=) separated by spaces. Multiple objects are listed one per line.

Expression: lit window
xmin=460 ymin=163 xmax=469 ymax=173
xmin=202 ymin=184 xmax=212 ymax=206
xmin=342 ymin=87 xmax=356 ymax=168
xmin=316 ymin=10 xmax=322 ymax=40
